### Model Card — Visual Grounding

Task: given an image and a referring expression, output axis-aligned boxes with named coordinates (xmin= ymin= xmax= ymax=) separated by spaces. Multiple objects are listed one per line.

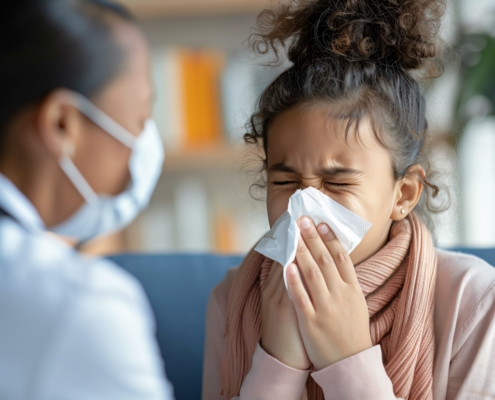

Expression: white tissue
xmin=254 ymin=187 xmax=372 ymax=289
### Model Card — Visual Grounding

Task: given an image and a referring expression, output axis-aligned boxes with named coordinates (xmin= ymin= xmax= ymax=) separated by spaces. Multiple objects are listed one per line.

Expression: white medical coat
xmin=0 ymin=173 xmax=174 ymax=399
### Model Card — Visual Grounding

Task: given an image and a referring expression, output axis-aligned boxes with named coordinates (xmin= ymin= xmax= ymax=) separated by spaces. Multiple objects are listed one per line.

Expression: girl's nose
xmin=300 ymin=181 xmax=324 ymax=191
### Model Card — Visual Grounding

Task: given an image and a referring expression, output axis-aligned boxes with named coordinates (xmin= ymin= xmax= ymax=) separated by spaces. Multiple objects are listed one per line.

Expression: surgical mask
xmin=50 ymin=93 xmax=164 ymax=242
xmin=254 ymin=187 xmax=372 ymax=290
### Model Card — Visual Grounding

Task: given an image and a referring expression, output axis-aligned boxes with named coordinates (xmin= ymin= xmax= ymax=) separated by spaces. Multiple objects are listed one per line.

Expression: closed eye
xmin=272 ymin=181 xmax=299 ymax=186
xmin=325 ymin=182 xmax=349 ymax=187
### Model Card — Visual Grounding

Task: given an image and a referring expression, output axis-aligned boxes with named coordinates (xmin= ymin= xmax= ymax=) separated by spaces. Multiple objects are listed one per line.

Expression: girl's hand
xmin=287 ymin=217 xmax=372 ymax=371
xmin=260 ymin=261 xmax=311 ymax=370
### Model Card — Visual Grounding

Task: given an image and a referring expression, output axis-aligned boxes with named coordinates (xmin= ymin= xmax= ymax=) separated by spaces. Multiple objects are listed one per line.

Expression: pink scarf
xmin=221 ymin=213 xmax=436 ymax=400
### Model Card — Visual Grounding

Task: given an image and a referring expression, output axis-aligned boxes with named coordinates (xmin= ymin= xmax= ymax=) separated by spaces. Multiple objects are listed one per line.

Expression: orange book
xmin=214 ymin=211 xmax=236 ymax=253
xmin=180 ymin=49 xmax=225 ymax=148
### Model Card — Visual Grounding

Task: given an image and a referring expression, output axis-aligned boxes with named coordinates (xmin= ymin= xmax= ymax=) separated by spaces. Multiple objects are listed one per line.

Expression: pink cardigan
xmin=202 ymin=250 xmax=495 ymax=399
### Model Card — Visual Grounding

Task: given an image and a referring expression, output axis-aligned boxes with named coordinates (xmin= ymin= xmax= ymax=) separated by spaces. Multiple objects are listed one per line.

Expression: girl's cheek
xmin=266 ymin=189 xmax=293 ymax=227
xmin=323 ymin=190 xmax=368 ymax=219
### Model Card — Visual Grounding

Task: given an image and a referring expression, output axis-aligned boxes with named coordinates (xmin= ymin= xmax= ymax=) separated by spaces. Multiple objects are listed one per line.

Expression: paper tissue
xmin=254 ymin=187 xmax=372 ymax=289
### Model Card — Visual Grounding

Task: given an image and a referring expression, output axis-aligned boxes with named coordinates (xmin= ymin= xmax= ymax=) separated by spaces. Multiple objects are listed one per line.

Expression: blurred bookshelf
xmin=163 ymin=145 xmax=245 ymax=172
xmin=80 ymin=1 xmax=273 ymax=256
xmin=80 ymin=0 xmax=495 ymax=256
xmin=120 ymin=0 xmax=270 ymax=18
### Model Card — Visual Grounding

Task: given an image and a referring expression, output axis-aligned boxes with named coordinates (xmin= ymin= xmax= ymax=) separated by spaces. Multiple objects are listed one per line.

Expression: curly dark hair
xmin=245 ymin=0 xmax=450 ymax=233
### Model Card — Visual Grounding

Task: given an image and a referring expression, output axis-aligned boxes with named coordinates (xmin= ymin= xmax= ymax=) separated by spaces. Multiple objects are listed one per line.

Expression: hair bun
xmin=252 ymin=0 xmax=446 ymax=71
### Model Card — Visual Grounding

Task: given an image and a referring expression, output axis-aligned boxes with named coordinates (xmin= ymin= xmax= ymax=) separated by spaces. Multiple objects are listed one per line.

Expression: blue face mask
xmin=50 ymin=92 xmax=164 ymax=242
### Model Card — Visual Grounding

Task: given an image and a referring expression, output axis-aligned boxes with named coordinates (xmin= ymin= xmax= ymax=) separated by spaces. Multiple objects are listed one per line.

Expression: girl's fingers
xmin=317 ymin=223 xmax=358 ymax=285
xmin=286 ymin=263 xmax=315 ymax=317
xmin=298 ymin=217 xmax=341 ymax=291
xmin=295 ymin=221 xmax=332 ymax=310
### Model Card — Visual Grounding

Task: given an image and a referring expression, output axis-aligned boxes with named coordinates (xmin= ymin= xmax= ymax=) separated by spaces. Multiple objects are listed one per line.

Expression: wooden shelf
xmin=119 ymin=0 xmax=269 ymax=18
xmin=162 ymin=144 xmax=249 ymax=172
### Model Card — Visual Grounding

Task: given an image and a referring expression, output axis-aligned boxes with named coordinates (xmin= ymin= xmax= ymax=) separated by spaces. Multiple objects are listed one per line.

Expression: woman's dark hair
xmin=246 ymin=0 xmax=449 ymax=232
xmin=0 ymin=0 xmax=134 ymax=144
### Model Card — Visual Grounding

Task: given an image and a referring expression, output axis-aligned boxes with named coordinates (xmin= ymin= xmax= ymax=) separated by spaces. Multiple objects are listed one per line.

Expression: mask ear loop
xmin=59 ymin=140 xmax=98 ymax=204
xmin=59 ymin=92 xmax=137 ymax=203
xmin=67 ymin=92 xmax=137 ymax=149
xmin=58 ymin=140 xmax=99 ymax=251
xmin=56 ymin=92 xmax=151 ymax=249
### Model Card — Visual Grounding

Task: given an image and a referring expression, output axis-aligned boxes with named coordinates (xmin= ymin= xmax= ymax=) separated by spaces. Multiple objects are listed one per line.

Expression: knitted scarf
xmin=221 ymin=213 xmax=436 ymax=400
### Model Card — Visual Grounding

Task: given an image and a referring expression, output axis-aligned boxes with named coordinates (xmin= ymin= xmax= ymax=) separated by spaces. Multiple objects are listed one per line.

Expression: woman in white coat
xmin=0 ymin=0 xmax=174 ymax=398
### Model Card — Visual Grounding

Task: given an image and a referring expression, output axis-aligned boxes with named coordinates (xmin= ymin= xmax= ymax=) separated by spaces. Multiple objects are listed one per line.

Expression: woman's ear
xmin=35 ymin=89 xmax=82 ymax=159
xmin=391 ymin=164 xmax=425 ymax=221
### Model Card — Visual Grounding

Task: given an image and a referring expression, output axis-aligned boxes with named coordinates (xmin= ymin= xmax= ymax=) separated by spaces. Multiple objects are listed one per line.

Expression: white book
xmin=221 ymin=57 xmax=259 ymax=144
xmin=151 ymin=49 xmax=166 ymax=142
xmin=152 ymin=47 xmax=184 ymax=154
xmin=139 ymin=204 xmax=176 ymax=252
xmin=163 ymin=48 xmax=185 ymax=153
xmin=174 ymin=179 xmax=211 ymax=252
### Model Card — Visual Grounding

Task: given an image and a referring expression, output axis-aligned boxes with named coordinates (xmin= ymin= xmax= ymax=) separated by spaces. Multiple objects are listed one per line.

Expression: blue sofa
xmin=108 ymin=248 xmax=495 ymax=400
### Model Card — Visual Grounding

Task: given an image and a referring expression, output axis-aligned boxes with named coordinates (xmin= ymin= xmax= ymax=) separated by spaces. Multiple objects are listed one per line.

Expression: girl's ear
xmin=391 ymin=164 xmax=425 ymax=221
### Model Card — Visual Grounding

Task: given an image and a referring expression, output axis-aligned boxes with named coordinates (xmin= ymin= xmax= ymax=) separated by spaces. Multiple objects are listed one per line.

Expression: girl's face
xmin=266 ymin=104 xmax=401 ymax=265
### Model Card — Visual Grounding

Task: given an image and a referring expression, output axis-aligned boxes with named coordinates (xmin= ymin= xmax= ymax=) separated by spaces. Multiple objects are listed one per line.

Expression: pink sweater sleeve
xmin=239 ymin=344 xmax=309 ymax=399
xmin=311 ymin=345 xmax=400 ymax=400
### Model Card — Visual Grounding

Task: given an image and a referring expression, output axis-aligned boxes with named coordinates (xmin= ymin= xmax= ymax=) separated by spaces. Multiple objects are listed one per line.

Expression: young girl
xmin=203 ymin=0 xmax=495 ymax=399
